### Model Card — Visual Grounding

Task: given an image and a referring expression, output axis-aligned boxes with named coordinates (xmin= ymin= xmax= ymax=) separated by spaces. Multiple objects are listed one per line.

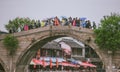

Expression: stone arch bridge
xmin=0 ymin=26 xmax=120 ymax=72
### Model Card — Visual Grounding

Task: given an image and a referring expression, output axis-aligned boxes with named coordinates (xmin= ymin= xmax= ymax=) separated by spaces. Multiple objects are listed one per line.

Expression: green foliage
xmin=5 ymin=17 xmax=32 ymax=31
xmin=3 ymin=35 xmax=19 ymax=55
xmin=94 ymin=13 xmax=120 ymax=52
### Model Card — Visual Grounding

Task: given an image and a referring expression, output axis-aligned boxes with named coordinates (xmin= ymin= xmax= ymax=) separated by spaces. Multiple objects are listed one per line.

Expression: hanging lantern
xmin=56 ymin=58 xmax=59 ymax=68
xmin=50 ymin=58 xmax=52 ymax=69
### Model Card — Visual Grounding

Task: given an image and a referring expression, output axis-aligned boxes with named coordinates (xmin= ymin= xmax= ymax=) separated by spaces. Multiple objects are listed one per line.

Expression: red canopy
xmin=32 ymin=58 xmax=48 ymax=67
xmin=59 ymin=62 xmax=79 ymax=67
xmin=31 ymin=58 xmax=56 ymax=67
xmin=80 ymin=62 xmax=96 ymax=67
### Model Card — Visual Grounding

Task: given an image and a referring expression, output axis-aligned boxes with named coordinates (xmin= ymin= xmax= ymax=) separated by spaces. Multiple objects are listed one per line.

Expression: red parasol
xmin=32 ymin=58 xmax=48 ymax=67
xmin=80 ymin=62 xmax=96 ymax=68
xmin=32 ymin=58 xmax=42 ymax=65
xmin=60 ymin=62 xmax=78 ymax=67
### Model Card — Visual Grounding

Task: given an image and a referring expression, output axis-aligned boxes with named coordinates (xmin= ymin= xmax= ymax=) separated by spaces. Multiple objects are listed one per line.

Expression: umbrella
xmin=59 ymin=62 xmax=78 ymax=67
xmin=32 ymin=58 xmax=48 ymax=67
xmin=59 ymin=42 xmax=71 ymax=55
xmin=80 ymin=17 xmax=87 ymax=21
xmin=40 ymin=57 xmax=66 ymax=62
xmin=46 ymin=62 xmax=56 ymax=66
xmin=32 ymin=59 xmax=43 ymax=65
xmin=79 ymin=62 xmax=96 ymax=67
xmin=67 ymin=58 xmax=80 ymax=64
xmin=30 ymin=59 xmax=36 ymax=65
xmin=60 ymin=16 xmax=67 ymax=18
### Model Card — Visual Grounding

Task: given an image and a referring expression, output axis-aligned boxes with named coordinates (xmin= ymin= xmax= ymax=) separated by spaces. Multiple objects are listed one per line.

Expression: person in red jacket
xmin=54 ymin=16 xmax=60 ymax=26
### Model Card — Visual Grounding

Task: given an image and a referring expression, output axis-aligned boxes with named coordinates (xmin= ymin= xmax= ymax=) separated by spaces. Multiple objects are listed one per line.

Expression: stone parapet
xmin=0 ymin=26 xmax=120 ymax=72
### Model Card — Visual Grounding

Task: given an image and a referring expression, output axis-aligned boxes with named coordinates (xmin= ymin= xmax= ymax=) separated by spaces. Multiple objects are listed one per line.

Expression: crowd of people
xmin=8 ymin=16 xmax=96 ymax=33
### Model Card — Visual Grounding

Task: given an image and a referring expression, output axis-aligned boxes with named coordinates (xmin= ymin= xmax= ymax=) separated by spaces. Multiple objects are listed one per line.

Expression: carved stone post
xmin=106 ymin=51 xmax=113 ymax=72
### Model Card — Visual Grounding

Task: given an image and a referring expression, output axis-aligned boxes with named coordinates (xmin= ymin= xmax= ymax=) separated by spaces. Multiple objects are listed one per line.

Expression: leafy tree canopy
xmin=5 ymin=17 xmax=33 ymax=31
xmin=94 ymin=13 xmax=120 ymax=52
xmin=3 ymin=35 xmax=19 ymax=55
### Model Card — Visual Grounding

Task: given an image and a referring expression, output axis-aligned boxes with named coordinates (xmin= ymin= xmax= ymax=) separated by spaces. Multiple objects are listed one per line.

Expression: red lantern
xmin=50 ymin=58 xmax=52 ymax=69
xmin=56 ymin=58 xmax=58 ymax=68
xmin=42 ymin=58 xmax=45 ymax=68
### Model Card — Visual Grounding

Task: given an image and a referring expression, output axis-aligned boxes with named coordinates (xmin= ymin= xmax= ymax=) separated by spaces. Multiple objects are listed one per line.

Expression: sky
xmin=0 ymin=0 xmax=120 ymax=32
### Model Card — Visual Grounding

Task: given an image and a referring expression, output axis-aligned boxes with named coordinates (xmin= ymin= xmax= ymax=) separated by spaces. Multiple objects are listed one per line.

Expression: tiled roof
xmin=41 ymin=41 xmax=61 ymax=50
xmin=42 ymin=39 xmax=84 ymax=49
xmin=60 ymin=39 xmax=84 ymax=48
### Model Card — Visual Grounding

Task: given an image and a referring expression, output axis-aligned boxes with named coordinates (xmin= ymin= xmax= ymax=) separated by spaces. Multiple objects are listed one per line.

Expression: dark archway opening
xmin=0 ymin=64 xmax=5 ymax=72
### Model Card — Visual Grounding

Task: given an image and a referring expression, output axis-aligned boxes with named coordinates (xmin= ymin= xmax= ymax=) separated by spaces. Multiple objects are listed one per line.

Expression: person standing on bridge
xmin=54 ymin=16 xmax=60 ymax=26
xmin=92 ymin=21 xmax=96 ymax=29
xmin=24 ymin=24 xmax=29 ymax=31
xmin=72 ymin=18 xmax=76 ymax=26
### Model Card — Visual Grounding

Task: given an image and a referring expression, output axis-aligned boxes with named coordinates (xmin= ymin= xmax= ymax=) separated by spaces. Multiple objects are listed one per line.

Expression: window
xmin=72 ymin=48 xmax=82 ymax=56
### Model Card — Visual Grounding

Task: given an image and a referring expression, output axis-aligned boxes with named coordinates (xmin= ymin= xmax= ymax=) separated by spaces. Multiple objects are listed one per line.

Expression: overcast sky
xmin=0 ymin=0 xmax=120 ymax=32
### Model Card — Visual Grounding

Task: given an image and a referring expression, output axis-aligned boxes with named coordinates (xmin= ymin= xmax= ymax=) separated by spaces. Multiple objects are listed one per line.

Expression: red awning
xmin=59 ymin=62 xmax=79 ymax=67
xmin=32 ymin=58 xmax=48 ymax=67
xmin=80 ymin=62 xmax=96 ymax=67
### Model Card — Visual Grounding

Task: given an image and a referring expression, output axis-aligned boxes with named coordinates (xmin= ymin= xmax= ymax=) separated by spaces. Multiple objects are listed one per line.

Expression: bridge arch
xmin=14 ymin=26 xmax=108 ymax=72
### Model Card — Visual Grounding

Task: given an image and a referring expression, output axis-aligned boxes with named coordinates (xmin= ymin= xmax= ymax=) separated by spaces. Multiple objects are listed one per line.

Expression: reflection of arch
xmin=0 ymin=58 xmax=8 ymax=72
xmin=16 ymin=36 xmax=106 ymax=72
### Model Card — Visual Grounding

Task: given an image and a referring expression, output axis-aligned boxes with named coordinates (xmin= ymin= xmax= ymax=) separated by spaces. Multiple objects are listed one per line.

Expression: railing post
xmin=50 ymin=25 xmax=53 ymax=36
xmin=106 ymin=51 xmax=113 ymax=72
xmin=68 ymin=25 xmax=71 ymax=34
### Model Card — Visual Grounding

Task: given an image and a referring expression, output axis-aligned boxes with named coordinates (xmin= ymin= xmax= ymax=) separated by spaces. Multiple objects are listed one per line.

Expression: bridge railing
xmin=0 ymin=25 xmax=93 ymax=40
xmin=50 ymin=25 xmax=93 ymax=34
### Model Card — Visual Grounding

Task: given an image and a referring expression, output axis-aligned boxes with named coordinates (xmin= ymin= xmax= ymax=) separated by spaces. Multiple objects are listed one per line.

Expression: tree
xmin=3 ymin=34 xmax=19 ymax=72
xmin=5 ymin=17 xmax=32 ymax=32
xmin=3 ymin=35 xmax=19 ymax=55
xmin=94 ymin=13 xmax=120 ymax=52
